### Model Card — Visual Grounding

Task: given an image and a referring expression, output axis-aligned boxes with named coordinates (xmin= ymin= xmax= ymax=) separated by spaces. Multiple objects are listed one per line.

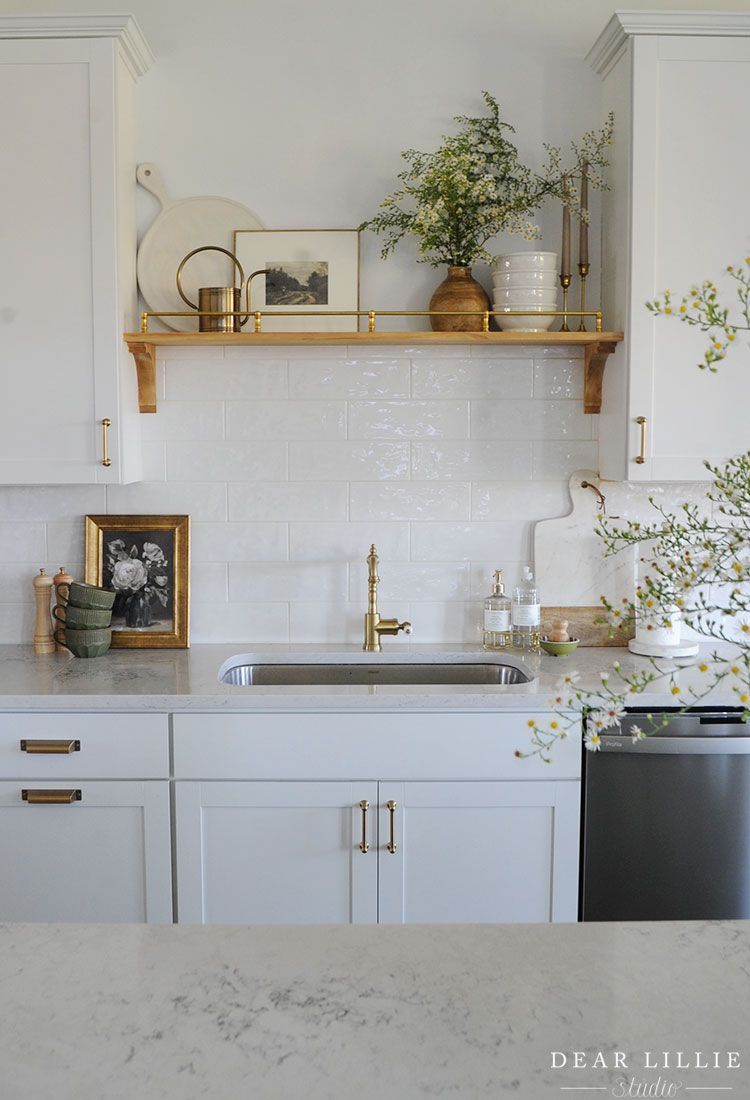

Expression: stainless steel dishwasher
xmin=581 ymin=709 xmax=750 ymax=920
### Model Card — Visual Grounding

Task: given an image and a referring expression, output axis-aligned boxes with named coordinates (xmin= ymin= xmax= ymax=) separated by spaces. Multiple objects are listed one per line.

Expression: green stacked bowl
xmin=54 ymin=583 xmax=115 ymax=658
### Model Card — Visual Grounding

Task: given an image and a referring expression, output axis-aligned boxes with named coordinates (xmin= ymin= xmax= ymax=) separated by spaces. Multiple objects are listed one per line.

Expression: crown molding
xmin=0 ymin=14 xmax=154 ymax=78
xmin=588 ymin=10 xmax=750 ymax=75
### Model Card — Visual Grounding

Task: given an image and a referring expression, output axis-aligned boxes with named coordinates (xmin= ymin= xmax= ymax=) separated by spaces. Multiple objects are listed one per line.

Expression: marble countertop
xmin=0 ymin=642 xmax=737 ymax=712
xmin=1 ymin=920 xmax=748 ymax=1098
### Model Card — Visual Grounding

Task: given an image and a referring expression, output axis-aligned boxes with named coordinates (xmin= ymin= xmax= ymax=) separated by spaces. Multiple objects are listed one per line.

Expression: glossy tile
xmin=288 ymin=358 xmax=409 ymax=399
xmin=166 ymin=358 xmax=287 ymax=400
xmin=349 ymin=482 xmax=470 ymax=521
xmin=410 ymin=522 xmax=529 ymax=562
xmin=229 ymin=562 xmax=348 ymax=602
xmin=348 ymin=561 xmax=471 ymax=602
xmin=532 ymin=358 xmax=584 ymax=399
xmin=408 ymin=600 xmax=483 ymax=643
xmin=227 ymin=400 xmax=346 ymax=441
xmin=289 ymin=442 xmax=409 ymax=481
xmin=289 ymin=522 xmax=409 ymax=562
xmin=191 ymin=601 xmax=289 ymax=643
xmin=532 ymin=441 xmax=599 ymax=479
xmin=0 ymin=524 xmax=46 ymax=563
xmin=190 ymin=562 xmax=229 ymax=603
xmin=106 ymin=482 xmax=227 ymax=522
xmin=412 ymin=441 xmax=533 ymax=481
xmin=167 ymin=441 xmax=287 ymax=482
xmin=0 ymin=486 xmax=106 ymax=522
xmin=411 ymin=358 xmax=533 ymax=399
xmin=471 ymin=481 xmax=570 ymax=521
xmin=228 ymin=482 xmax=347 ymax=522
xmin=348 ymin=400 xmax=468 ymax=439
xmin=45 ymin=522 xmax=84 ymax=566
xmin=141 ymin=401 xmax=224 ymax=442
xmin=191 ymin=522 xmax=288 ymax=563
xmin=470 ymin=400 xmax=592 ymax=441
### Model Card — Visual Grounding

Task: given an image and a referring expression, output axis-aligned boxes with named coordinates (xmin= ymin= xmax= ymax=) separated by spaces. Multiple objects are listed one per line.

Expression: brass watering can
xmin=176 ymin=245 xmax=269 ymax=333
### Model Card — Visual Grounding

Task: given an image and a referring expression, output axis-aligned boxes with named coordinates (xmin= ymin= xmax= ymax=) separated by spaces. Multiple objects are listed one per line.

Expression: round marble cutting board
xmin=136 ymin=163 xmax=264 ymax=332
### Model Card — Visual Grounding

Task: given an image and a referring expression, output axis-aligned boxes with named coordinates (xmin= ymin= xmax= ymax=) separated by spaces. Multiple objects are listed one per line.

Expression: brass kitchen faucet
xmin=363 ymin=544 xmax=412 ymax=652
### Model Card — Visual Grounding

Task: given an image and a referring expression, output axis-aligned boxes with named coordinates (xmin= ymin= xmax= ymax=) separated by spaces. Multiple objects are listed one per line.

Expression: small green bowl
xmin=540 ymin=638 xmax=580 ymax=657
xmin=54 ymin=605 xmax=112 ymax=630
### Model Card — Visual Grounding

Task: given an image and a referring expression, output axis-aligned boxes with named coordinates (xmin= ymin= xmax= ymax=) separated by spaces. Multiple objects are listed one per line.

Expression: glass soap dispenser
xmin=512 ymin=565 xmax=541 ymax=650
xmin=483 ymin=569 xmax=511 ymax=650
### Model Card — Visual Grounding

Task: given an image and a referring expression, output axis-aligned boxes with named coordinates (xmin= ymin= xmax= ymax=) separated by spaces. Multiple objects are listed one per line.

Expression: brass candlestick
xmin=559 ymin=273 xmax=572 ymax=331
xmin=578 ymin=262 xmax=590 ymax=331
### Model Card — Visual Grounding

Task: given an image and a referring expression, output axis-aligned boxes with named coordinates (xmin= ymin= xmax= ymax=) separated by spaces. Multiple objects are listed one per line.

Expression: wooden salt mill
xmin=53 ymin=567 xmax=74 ymax=653
xmin=33 ymin=568 xmax=55 ymax=655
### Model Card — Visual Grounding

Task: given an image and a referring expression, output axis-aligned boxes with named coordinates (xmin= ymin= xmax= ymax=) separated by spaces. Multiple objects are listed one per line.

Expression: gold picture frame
xmin=85 ymin=515 xmax=190 ymax=649
xmin=233 ymin=228 xmax=360 ymax=332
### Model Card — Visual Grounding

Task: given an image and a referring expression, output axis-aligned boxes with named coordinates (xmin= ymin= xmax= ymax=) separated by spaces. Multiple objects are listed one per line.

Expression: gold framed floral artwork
xmin=85 ymin=515 xmax=190 ymax=648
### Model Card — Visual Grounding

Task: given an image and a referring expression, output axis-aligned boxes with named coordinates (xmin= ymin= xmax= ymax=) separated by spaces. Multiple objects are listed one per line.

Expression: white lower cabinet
xmin=175 ymin=781 xmax=378 ymax=924
xmin=174 ymin=776 xmax=580 ymax=926
xmin=0 ymin=780 xmax=172 ymax=923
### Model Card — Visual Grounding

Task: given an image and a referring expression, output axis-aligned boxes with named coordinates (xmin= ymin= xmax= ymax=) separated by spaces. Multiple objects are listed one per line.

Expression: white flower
xmin=142 ymin=542 xmax=165 ymax=564
xmin=111 ymin=558 xmax=147 ymax=593
xmin=556 ymin=670 xmax=580 ymax=690
xmin=630 ymin=724 xmax=647 ymax=743
xmin=584 ymin=730 xmax=602 ymax=751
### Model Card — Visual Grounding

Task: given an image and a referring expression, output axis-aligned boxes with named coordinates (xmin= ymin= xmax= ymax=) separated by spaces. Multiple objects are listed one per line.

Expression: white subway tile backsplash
xmin=289 ymin=522 xmax=409 ymax=562
xmin=348 ymin=561 xmax=471 ymax=601
xmin=190 ymin=601 xmax=289 ymax=643
xmin=227 ymin=400 xmax=346 ymax=441
xmin=471 ymin=481 xmax=570 ymax=521
xmin=411 ymin=358 xmax=533 ymax=399
xmin=410 ymin=522 xmax=529 ymax=562
xmin=192 ymin=522 xmax=288 ymax=562
xmin=470 ymin=400 xmax=592 ymax=441
xmin=2 ymin=345 xmax=708 ymax=646
xmin=412 ymin=441 xmax=533 ymax=481
xmin=229 ymin=562 xmax=348 ymax=601
xmin=532 ymin=441 xmax=598 ymax=479
xmin=166 ymin=358 xmax=287 ymax=400
xmin=167 ymin=441 xmax=287 ymax=482
xmin=288 ymin=358 xmax=410 ymax=399
xmin=106 ymin=482 xmax=227 ymax=522
xmin=141 ymin=401 xmax=225 ymax=442
xmin=532 ymin=359 xmax=584 ymax=399
xmin=228 ymin=482 xmax=347 ymax=521
xmin=289 ymin=441 xmax=409 ymax=481
xmin=0 ymin=524 xmax=46 ymax=563
xmin=349 ymin=482 xmax=470 ymax=521
xmin=348 ymin=400 xmax=468 ymax=440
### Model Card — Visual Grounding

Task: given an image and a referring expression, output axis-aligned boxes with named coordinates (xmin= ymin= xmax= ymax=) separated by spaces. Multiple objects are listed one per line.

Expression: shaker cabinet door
xmin=175 ymin=781 xmax=378 ymax=925
xmin=377 ymin=781 xmax=580 ymax=925
xmin=0 ymin=781 xmax=172 ymax=923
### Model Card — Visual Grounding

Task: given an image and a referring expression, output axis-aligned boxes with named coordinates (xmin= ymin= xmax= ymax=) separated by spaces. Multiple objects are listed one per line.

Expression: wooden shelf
xmin=124 ymin=330 xmax=623 ymax=415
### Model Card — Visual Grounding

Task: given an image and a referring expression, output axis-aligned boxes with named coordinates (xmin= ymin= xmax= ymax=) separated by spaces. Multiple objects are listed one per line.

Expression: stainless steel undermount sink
xmin=219 ymin=661 xmax=533 ymax=687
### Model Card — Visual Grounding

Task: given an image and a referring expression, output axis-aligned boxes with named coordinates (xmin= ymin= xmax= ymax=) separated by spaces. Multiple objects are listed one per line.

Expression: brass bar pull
xmin=386 ymin=799 xmax=397 ymax=854
xmin=20 ymin=739 xmax=80 ymax=754
xmin=101 ymin=418 xmax=112 ymax=467
xmin=635 ymin=416 xmax=647 ymax=464
xmin=358 ymin=799 xmax=369 ymax=853
xmin=22 ymin=789 xmax=82 ymax=804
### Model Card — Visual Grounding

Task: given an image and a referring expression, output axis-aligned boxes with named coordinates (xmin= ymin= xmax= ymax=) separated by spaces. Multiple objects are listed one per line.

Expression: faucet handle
xmin=401 ymin=621 xmax=412 ymax=635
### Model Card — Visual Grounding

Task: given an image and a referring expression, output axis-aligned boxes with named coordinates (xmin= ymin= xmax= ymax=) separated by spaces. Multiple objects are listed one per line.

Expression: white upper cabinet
xmin=0 ymin=16 xmax=153 ymax=484
xmin=590 ymin=13 xmax=750 ymax=480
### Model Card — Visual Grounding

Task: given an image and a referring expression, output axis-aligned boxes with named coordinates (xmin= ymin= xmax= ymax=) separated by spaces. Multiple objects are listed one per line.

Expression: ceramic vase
xmin=429 ymin=266 xmax=490 ymax=333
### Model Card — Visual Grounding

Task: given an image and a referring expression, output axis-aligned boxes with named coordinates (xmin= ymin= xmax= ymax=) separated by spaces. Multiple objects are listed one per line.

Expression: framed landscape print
xmin=85 ymin=515 xmax=190 ymax=648
xmin=234 ymin=228 xmax=360 ymax=331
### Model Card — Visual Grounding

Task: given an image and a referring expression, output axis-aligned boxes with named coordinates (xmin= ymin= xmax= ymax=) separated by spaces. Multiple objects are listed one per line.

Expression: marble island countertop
xmin=1 ymin=920 xmax=748 ymax=1099
xmin=0 ymin=642 xmax=738 ymax=712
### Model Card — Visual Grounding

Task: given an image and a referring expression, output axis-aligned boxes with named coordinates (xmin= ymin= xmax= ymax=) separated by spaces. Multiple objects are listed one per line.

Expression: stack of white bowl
xmin=492 ymin=252 xmax=558 ymax=332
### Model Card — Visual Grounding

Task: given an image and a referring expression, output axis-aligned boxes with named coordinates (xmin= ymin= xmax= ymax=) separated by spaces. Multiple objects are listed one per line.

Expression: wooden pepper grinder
xmin=33 ymin=568 xmax=55 ymax=655
xmin=53 ymin=566 xmax=74 ymax=653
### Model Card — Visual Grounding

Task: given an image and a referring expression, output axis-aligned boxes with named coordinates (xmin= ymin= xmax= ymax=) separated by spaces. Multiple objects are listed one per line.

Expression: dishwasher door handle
xmin=600 ymin=735 xmax=750 ymax=755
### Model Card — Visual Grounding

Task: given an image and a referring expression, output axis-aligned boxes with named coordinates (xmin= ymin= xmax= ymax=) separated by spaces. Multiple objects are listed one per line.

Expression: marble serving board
xmin=535 ymin=470 xmax=635 ymax=646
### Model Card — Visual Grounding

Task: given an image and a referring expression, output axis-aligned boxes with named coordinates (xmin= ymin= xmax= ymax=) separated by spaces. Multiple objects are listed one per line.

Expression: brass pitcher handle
xmin=175 ymin=245 xmax=246 ymax=310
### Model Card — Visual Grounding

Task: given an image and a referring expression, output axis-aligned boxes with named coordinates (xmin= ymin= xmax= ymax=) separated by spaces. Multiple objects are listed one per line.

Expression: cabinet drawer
xmin=0 ymin=714 xmax=169 ymax=778
xmin=173 ymin=712 xmax=580 ymax=781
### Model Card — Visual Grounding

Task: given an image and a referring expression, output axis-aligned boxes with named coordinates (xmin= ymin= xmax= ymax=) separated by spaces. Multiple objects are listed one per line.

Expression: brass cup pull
xmin=386 ymin=799 xmax=397 ymax=854
xmin=22 ymin=789 xmax=82 ymax=804
xmin=635 ymin=415 xmax=647 ymax=465
xmin=20 ymin=739 xmax=80 ymax=754
xmin=101 ymin=418 xmax=112 ymax=467
xmin=358 ymin=799 xmax=369 ymax=853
